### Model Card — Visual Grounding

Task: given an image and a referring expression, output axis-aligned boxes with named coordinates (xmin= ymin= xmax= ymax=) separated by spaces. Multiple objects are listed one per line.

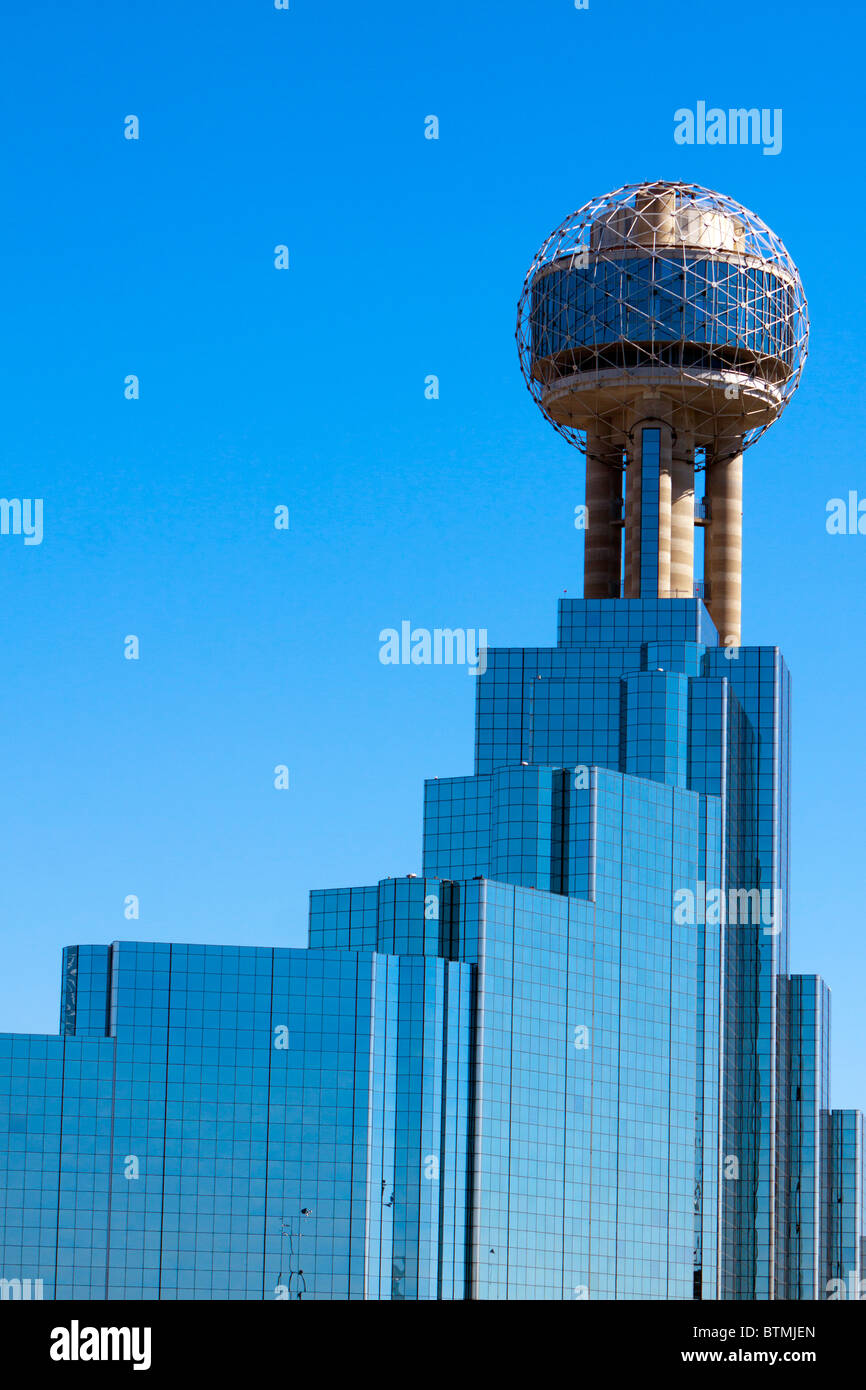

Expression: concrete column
xmin=705 ymin=451 xmax=743 ymax=647
xmin=583 ymin=438 xmax=622 ymax=598
xmin=671 ymin=436 xmax=695 ymax=599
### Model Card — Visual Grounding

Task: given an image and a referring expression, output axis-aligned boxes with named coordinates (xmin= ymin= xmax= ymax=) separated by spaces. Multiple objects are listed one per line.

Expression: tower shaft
xmin=583 ymin=424 xmax=743 ymax=647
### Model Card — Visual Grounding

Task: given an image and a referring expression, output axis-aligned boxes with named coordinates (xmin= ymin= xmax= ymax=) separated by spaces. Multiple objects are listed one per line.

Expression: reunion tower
xmin=517 ymin=180 xmax=809 ymax=646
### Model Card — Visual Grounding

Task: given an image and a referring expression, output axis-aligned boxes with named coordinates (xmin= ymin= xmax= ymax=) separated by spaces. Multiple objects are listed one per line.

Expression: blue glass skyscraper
xmin=0 ymin=181 xmax=862 ymax=1300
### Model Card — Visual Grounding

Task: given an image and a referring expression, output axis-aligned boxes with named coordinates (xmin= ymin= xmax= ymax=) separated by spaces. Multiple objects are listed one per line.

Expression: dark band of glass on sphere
xmin=529 ymin=258 xmax=797 ymax=381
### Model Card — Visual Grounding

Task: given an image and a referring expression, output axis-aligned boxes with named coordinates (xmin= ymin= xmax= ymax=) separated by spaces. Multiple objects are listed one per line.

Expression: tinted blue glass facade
xmin=0 ymin=596 xmax=862 ymax=1299
xmin=1 ymin=943 xmax=473 ymax=1299
xmin=825 ymin=1110 xmax=864 ymax=1299
xmin=530 ymin=258 xmax=795 ymax=366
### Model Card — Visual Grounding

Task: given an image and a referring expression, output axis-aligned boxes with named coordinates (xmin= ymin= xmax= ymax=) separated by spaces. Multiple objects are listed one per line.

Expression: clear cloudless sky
xmin=0 ymin=0 xmax=864 ymax=1105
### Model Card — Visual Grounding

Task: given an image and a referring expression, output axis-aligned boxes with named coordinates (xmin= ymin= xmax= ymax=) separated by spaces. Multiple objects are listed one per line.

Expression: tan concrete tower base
xmin=581 ymin=416 xmax=743 ymax=644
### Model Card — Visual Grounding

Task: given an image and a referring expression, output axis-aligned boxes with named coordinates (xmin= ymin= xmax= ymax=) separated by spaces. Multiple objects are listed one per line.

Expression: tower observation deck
xmin=517 ymin=180 xmax=809 ymax=646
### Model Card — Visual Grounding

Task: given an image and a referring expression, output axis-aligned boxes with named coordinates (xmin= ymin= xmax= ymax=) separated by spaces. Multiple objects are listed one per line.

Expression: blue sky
xmin=0 ymin=0 xmax=864 ymax=1105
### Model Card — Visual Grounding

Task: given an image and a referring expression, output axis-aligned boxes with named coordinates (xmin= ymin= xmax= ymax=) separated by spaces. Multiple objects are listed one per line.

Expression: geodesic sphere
xmin=516 ymin=180 xmax=808 ymax=456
